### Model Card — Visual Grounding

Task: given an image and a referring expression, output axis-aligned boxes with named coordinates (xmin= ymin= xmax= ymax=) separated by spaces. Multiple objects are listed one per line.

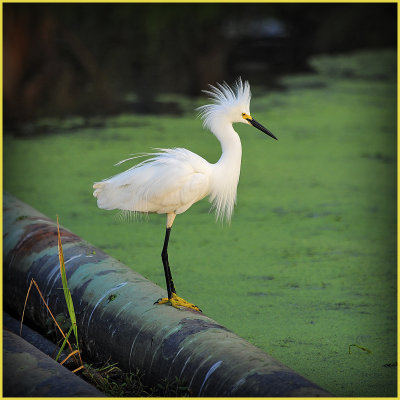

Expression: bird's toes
xmin=154 ymin=294 xmax=202 ymax=312
xmin=154 ymin=297 xmax=169 ymax=305
xmin=171 ymin=293 xmax=202 ymax=312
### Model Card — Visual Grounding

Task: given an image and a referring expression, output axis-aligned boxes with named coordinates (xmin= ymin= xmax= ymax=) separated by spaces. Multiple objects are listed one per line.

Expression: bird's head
xmin=197 ymin=78 xmax=277 ymax=140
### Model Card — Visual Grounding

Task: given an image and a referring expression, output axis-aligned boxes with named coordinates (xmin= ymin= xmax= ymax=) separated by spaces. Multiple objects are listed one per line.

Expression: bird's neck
xmin=212 ymin=119 xmax=242 ymax=171
xmin=208 ymin=119 xmax=242 ymax=221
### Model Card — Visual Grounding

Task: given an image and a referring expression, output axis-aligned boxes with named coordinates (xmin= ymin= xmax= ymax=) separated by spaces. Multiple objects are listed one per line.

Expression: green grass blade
xmin=57 ymin=216 xmax=79 ymax=350
xmin=56 ymin=324 xmax=74 ymax=362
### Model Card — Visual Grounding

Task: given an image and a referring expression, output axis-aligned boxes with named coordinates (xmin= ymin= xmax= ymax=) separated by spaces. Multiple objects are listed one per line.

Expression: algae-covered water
xmin=4 ymin=50 xmax=397 ymax=396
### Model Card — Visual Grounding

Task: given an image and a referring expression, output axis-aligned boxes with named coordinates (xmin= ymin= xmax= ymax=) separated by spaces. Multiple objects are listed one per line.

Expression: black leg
xmin=161 ymin=227 xmax=176 ymax=299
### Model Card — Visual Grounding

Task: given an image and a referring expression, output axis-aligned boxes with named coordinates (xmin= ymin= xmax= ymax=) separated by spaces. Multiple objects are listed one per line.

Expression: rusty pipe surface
xmin=3 ymin=192 xmax=332 ymax=397
xmin=3 ymin=329 xmax=104 ymax=397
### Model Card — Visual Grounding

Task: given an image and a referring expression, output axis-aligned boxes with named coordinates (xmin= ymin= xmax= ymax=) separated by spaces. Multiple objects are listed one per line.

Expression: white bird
xmin=93 ymin=78 xmax=277 ymax=312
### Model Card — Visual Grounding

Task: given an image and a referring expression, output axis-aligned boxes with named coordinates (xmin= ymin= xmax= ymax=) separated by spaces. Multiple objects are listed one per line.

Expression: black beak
xmin=248 ymin=118 xmax=277 ymax=140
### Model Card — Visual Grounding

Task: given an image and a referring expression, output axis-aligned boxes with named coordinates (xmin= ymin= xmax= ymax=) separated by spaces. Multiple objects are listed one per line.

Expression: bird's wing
xmin=93 ymin=148 xmax=211 ymax=214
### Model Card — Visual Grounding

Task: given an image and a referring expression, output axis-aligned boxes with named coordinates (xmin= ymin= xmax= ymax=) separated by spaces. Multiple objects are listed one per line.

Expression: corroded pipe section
xmin=3 ymin=192 xmax=332 ymax=397
xmin=3 ymin=330 xmax=103 ymax=397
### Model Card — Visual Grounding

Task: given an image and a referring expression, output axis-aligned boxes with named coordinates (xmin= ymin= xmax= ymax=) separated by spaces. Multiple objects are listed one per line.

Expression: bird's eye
xmin=241 ymin=113 xmax=246 ymax=116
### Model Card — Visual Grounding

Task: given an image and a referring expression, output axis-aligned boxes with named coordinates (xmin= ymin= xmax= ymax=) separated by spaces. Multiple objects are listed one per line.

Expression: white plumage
xmin=93 ymin=78 xmax=277 ymax=311
xmin=94 ymin=148 xmax=211 ymax=215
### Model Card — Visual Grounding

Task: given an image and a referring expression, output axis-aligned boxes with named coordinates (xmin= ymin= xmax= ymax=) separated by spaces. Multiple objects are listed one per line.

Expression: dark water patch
xmin=383 ymin=362 xmax=397 ymax=368
xmin=361 ymin=152 xmax=396 ymax=164
xmin=273 ymin=207 xmax=288 ymax=216
xmin=248 ymin=292 xmax=269 ymax=297
xmin=288 ymin=283 xmax=300 ymax=289
xmin=327 ymin=302 xmax=352 ymax=310
xmin=240 ymin=274 xmax=275 ymax=281
xmin=306 ymin=211 xmax=334 ymax=218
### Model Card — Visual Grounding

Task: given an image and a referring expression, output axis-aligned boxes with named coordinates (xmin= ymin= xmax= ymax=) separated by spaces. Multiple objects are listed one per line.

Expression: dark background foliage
xmin=4 ymin=3 xmax=396 ymax=127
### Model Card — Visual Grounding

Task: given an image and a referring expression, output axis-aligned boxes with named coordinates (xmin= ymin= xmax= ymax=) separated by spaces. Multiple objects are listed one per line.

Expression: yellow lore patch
xmin=241 ymin=112 xmax=252 ymax=121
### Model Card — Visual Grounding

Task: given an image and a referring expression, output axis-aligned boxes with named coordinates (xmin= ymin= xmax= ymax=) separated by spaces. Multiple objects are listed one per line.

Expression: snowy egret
xmin=93 ymin=78 xmax=277 ymax=312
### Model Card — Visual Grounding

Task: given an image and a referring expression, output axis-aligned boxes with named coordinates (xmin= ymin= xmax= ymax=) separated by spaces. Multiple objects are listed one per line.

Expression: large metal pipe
xmin=4 ymin=312 xmax=72 ymax=367
xmin=3 ymin=192 xmax=331 ymax=396
xmin=3 ymin=329 xmax=104 ymax=397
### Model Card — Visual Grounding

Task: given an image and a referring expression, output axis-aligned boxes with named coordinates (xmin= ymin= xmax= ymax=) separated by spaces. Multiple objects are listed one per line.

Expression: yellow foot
xmin=155 ymin=292 xmax=202 ymax=312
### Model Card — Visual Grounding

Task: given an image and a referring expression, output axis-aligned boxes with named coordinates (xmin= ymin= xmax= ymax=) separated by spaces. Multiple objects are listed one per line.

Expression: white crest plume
xmin=197 ymin=77 xmax=251 ymax=129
